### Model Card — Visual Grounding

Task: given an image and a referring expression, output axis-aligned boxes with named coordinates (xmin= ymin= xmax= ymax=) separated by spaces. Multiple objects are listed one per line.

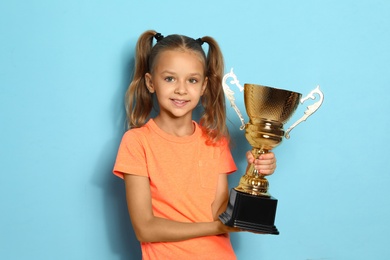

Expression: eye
xmin=188 ymin=78 xmax=198 ymax=84
xmin=165 ymin=76 xmax=175 ymax=82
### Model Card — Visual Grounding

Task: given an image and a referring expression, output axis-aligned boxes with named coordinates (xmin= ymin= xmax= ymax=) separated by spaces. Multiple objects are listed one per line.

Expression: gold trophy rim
xmin=244 ymin=83 xmax=303 ymax=96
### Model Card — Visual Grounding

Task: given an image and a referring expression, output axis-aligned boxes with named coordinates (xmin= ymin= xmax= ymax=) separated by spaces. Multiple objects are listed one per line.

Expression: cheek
xmin=194 ymin=85 xmax=206 ymax=96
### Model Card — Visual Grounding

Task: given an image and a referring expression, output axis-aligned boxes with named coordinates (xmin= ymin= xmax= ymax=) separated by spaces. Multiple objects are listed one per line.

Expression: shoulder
xmin=195 ymin=122 xmax=230 ymax=148
xmin=117 ymin=125 xmax=153 ymax=152
xmin=122 ymin=122 xmax=153 ymax=140
xmin=198 ymin=135 xmax=231 ymax=157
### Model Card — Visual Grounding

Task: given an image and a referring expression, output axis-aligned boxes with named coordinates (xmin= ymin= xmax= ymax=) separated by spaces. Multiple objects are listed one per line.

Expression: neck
xmin=153 ymin=116 xmax=195 ymax=137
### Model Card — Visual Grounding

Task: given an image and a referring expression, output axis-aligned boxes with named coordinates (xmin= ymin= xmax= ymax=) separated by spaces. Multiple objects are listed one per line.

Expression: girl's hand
xmin=246 ymin=151 xmax=277 ymax=175
xmin=216 ymin=220 xmax=241 ymax=234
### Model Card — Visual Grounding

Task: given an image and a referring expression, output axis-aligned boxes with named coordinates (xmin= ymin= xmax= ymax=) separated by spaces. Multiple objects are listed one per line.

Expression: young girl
xmin=113 ymin=30 xmax=277 ymax=259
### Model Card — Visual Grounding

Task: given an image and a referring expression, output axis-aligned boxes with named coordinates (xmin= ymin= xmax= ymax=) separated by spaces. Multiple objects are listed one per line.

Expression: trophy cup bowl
xmin=236 ymin=84 xmax=302 ymax=197
xmin=219 ymin=83 xmax=324 ymax=235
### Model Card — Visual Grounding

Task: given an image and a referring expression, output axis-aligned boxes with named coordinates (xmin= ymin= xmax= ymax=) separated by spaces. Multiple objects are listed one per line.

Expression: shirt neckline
xmin=147 ymin=118 xmax=202 ymax=143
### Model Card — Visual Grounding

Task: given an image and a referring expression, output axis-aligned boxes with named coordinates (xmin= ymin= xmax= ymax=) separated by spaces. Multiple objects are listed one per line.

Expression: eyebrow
xmin=160 ymin=70 xmax=203 ymax=77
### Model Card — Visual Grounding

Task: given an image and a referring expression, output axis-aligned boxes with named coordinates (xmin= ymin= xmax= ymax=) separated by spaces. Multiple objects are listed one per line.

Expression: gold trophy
xmin=219 ymin=81 xmax=324 ymax=234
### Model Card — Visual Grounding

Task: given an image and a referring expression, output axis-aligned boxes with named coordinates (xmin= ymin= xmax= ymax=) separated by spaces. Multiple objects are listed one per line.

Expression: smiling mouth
xmin=171 ymin=99 xmax=189 ymax=106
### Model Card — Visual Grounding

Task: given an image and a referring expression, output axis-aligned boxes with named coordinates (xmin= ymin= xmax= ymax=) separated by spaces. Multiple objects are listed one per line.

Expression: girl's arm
xmin=124 ymin=173 xmax=237 ymax=243
xmin=211 ymin=173 xmax=230 ymax=220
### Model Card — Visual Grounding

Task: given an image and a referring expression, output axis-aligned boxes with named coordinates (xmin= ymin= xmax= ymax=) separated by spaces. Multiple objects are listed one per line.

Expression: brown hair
xmin=125 ymin=30 xmax=229 ymax=143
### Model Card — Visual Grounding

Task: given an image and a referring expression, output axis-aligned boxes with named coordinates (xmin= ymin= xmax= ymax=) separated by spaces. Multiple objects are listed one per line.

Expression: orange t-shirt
xmin=113 ymin=119 xmax=237 ymax=260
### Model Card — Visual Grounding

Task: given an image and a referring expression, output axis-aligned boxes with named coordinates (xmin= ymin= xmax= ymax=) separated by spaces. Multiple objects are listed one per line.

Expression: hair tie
xmin=154 ymin=33 xmax=164 ymax=42
xmin=195 ymin=38 xmax=204 ymax=46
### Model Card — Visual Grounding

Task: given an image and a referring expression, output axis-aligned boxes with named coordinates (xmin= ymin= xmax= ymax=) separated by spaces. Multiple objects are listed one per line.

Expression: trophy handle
xmin=285 ymin=86 xmax=324 ymax=139
xmin=222 ymin=68 xmax=246 ymax=130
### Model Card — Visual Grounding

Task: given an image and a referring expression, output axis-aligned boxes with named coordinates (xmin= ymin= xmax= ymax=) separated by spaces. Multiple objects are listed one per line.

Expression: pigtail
xmin=125 ymin=30 xmax=156 ymax=129
xmin=199 ymin=36 xmax=230 ymax=143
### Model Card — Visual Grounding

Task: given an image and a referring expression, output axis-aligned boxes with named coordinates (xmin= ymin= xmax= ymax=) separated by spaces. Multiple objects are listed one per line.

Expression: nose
xmin=174 ymin=81 xmax=187 ymax=95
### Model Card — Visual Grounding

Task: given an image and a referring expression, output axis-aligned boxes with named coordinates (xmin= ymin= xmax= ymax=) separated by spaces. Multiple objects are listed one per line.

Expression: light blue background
xmin=1 ymin=1 xmax=389 ymax=259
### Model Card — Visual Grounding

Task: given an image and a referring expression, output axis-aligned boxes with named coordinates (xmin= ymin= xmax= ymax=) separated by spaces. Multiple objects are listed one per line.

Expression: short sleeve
xmin=217 ymin=139 xmax=237 ymax=175
xmin=113 ymin=130 xmax=149 ymax=179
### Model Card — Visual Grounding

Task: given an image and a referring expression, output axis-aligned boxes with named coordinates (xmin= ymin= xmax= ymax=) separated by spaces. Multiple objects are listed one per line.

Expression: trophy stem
xmin=234 ymin=148 xmax=271 ymax=197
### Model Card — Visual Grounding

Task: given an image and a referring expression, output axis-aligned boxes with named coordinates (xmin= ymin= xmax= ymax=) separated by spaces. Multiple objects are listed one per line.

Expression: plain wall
xmin=1 ymin=0 xmax=389 ymax=259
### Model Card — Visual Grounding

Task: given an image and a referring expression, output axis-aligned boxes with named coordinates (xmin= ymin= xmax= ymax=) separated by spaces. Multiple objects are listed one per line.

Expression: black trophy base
xmin=219 ymin=188 xmax=279 ymax=235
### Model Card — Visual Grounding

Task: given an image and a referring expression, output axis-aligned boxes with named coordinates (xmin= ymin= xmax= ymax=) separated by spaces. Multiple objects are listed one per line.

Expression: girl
xmin=113 ymin=30 xmax=277 ymax=259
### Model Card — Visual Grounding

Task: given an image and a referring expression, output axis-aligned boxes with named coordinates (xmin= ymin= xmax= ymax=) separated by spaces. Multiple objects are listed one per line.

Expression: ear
xmin=145 ymin=73 xmax=155 ymax=93
xmin=201 ymin=77 xmax=208 ymax=96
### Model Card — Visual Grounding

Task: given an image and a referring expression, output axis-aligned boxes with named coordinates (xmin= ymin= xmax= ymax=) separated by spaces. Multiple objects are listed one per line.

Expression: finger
xmin=256 ymin=162 xmax=276 ymax=170
xmin=254 ymin=157 xmax=276 ymax=166
xmin=255 ymin=162 xmax=277 ymax=175
xmin=258 ymin=152 xmax=275 ymax=160
xmin=258 ymin=168 xmax=276 ymax=175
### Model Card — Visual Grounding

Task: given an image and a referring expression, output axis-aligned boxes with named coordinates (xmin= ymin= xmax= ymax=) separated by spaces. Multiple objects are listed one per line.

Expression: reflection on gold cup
xmin=219 ymin=83 xmax=324 ymax=235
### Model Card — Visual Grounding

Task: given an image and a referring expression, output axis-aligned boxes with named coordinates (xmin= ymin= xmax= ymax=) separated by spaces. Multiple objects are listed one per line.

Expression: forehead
xmin=152 ymin=49 xmax=206 ymax=73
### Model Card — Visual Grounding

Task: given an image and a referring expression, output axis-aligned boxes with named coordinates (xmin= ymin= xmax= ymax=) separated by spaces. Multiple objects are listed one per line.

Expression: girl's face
xmin=145 ymin=50 xmax=207 ymax=122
